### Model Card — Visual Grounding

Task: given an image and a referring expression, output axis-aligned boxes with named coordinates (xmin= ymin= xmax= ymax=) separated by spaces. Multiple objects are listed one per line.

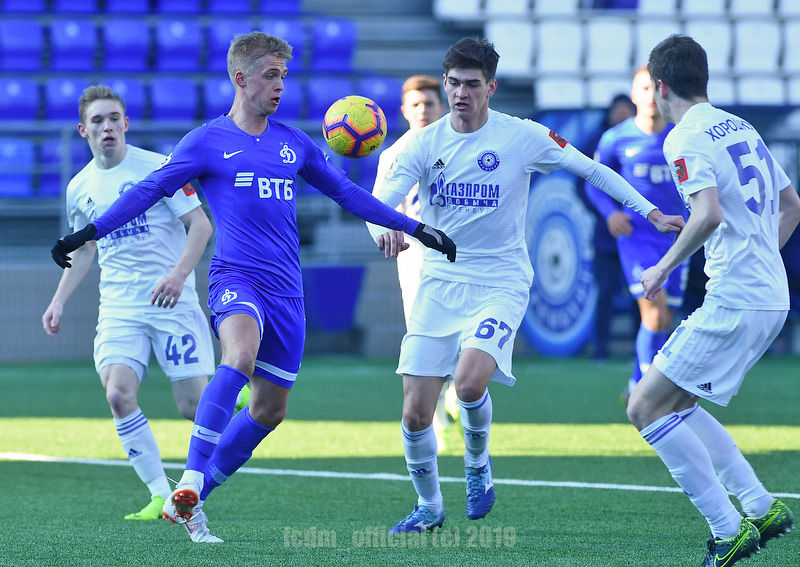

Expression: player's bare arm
xmin=778 ymin=183 xmax=800 ymax=248
xmin=43 ymin=241 xmax=97 ymax=336
xmin=641 ymin=187 xmax=721 ymax=300
xmin=151 ymin=206 xmax=212 ymax=308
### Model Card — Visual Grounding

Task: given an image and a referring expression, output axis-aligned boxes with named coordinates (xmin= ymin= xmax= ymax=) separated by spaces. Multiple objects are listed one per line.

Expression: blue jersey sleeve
xmin=298 ymin=134 xmax=419 ymax=234
xmin=92 ymin=127 xmax=207 ymax=239
xmin=585 ymin=129 xmax=622 ymax=219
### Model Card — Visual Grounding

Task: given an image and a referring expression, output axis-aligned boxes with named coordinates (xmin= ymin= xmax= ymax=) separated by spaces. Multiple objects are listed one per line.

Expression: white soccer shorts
xmin=94 ymin=305 xmax=215 ymax=382
xmin=397 ymin=277 xmax=528 ymax=387
xmin=653 ymin=301 xmax=786 ymax=406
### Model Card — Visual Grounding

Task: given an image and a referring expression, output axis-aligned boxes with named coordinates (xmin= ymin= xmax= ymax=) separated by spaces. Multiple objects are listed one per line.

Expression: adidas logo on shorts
xmin=696 ymin=382 xmax=712 ymax=394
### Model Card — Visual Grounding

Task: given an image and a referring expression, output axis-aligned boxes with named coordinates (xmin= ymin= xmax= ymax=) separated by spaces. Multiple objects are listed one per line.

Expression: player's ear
xmin=123 ymin=116 xmax=130 ymax=132
xmin=488 ymin=78 xmax=498 ymax=97
xmin=77 ymin=122 xmax=88 ymax=139
xmin=234 ymin=70 xmax=247 ymax=88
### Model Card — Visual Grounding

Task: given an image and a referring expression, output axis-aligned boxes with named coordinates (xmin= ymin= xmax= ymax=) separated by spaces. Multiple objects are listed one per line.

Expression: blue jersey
xmin=586 ymin=118 xmax=687 ymax=243
xmin=92 ymin=115 xmax=418 ymax=297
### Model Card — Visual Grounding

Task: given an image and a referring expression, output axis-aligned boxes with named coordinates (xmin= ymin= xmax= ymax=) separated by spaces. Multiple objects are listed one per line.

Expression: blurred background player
xmin=50 ymin=32 xmax=456 ymax=543
xmin=42 ymin=84 xmax=215 ymax=521
xmin=586 ymin=66 xmax=689 ymax=403
xmin=372 ymin=74 xmax=455 ymax=451
xmin=578 ymin=93 xmax=635 ymax=361
xmin=631 ymin=34 xmax=799 ymax=566
xmin=368 ymin=37 xmax=683 ymax=534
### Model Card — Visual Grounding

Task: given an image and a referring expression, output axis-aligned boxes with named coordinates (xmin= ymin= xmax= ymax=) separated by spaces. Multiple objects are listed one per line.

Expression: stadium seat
xmin=0 ymin=138 xmax=35 ymax=198
xmin=106 ymin=78 xmax=146 ymax=120
xmin=778 ymin=0 xmax=800 ymax=16
xmin=434 ymin=0 xmax=483 ymax=23
xmin=0 ymin=79 xmax=38 ymax=121
xmin=534 ymin=0 xmax=580 ymax=15
xmin=150 ymin=78 xmax=198 ymax=121
xmin=738 ymin=75 xmax=786 ymax=105
xmin=207 ymin=0 xmax=252 ymax=13
xmin=38 ymin=139 xmax=91 ymax=198
xmin=105 ymin=0 xmax=150 ymax=12
xmin=680 ymin=0 xmax=727 ymax=16
xmin=259 ymin=0 xmax=301 ymax=13
xmin=45 ymin=78 xmax=91 ymax=120
xmin=535 ymin=76 xmax=585 ymax=109
xmin=788 ymin=76 xmax=800 ymax=104
xmin=0 ymin=20 xmax=44 ymax=71
xmin=733 ymin=20 xmax=781 ymax=75
xmin=2 ymin=0 xmax=47 ymax=12
xmin=49 ymin=20 xmax=97 ymax=71
xmin=356 ymin=75 xmax=404 ymax=129
xmin=729 ymin=0 xmax=775 ymax=16
xmin=203 ymin=78 xmax=235 ymax=119
xmin=485 ymin=21 xmax=535 ymax=78
xmin=275 ymin=80 xmax=302 ymax=121
xmin=587 ymin=76 xmax=631 ymax=108
xmin=155 ymin=19 xmax=202 ymax=71
xmin=634 ymin=19 xmax=682 ymax=66
xmin=534 ymin=20 xmax=582 ymax=75
xmin=103 ymin=19 xmax=150 ymax=71
xmin=636 ymin=0 xmax=678 ymax=15
xmin=782 ymin=19 xmax=800 ymax=74
xmin=309 ymin=18 xmax=357 ymax=71
xmin=585 ymin=18 xmax=633 ymax=74
xmin=484 ymin=0 xmax=530 ymax=17
xmin=260 ymin=19 xmax=306 ymax=70
xmin=51 ymin=0 xmax=98 ymax=12
xmin=706 ymin=75 xmax=736 ymax=106
xmin=154 ymin=0 xmax=202 ymax=12
xmin=305 ymin=77 xmax=355 ymax=121
xmin=684 ymin=20 xmax=731 ymax=74
xmin=207 ymin=19 xmax=254 ymax=71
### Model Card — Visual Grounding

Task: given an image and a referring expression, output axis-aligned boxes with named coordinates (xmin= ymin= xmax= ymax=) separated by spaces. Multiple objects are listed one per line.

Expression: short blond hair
xmin=78 ymin=84 xmax=126 ymax=123
xmin=402 ymin=75 xmax=443 ymax=102
xmin=227 ymin=31 xmax=293 ymax=84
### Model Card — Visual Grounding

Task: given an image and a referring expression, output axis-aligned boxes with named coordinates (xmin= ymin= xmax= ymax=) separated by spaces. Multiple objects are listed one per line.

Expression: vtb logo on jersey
xmin=548 ymin=130 xmax=568 ymax=148
xmin=673 ymin=158 xmax=689 ymax=183
xmin=233 ymin=172 xmax=295 ymax=200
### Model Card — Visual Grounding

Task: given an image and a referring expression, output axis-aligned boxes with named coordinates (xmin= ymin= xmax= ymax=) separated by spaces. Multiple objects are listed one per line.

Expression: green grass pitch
xmin=1 ymin=355 xmax=798 ymax=566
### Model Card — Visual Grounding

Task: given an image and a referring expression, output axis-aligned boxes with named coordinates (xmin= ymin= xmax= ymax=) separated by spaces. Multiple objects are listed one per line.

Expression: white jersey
xmin=374 ymin=129 xmax=421 ymax=221
xmin=372 ymin=109 xmax=579 ymax=292
xmin=664 ymin=102 xmax=792 ymax=310
xmin=66 ymin=144 xmax=204 ymax=316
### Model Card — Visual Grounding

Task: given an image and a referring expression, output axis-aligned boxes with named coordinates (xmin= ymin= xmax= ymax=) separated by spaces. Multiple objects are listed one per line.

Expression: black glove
xmin=412 ymin=223 xmax=456 ymax=263
xmin=51 ymin=223 xmax=98 ymax=268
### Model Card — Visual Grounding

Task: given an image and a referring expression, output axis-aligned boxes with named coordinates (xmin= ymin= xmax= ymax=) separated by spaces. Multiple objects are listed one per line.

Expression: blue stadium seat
xmin=102 ymin=19 xmax=150 ymax=71
xmin=260 ymin=0 xmax=301 ymax=13
xmin=207 ymin=0 xmax=252 ymax=13
xmin=309 ymin=18 xmax=357 ymax=71
xmin=39 ymin=139 xmax=91 ymax=198
xmin=0 ymin=20 xmax=44 ymax=71
xmin=305 ymin=77 xmax=355 ymax=121
xmin=51 ymin=0 xmax=98 ymax=12
xmin=0 ymin=138 xmax=35 ymax=198
xmin=106 ymin=78 xmax=146 ymax=120
xmin=147 ymin=137 xmax=178 ymax=156
xmin=356 ymin=76 xmax=404 ymax=129
xmin=150 ymin=78 xmax=198 ymax=121
xmin=2 ymin=0 xmax=47 ymax=11
xmin=260 ymin=19 xmax=306 ymax=70
xmin=154 ymin=0 xmax=202 ymax=12
xmin=275 ymin=79 xmax=302 ymax=122
xmin=0 ymin=79 xmax=39 ymax=121
xmin=50 ymin=20 xmax=97 ymax=71
xmin=105 ymin=0 xmax=150 ymax=12
xmin=45 ymin=78 xmax=91 ymax=120
xmin=202 ymin=78 xmax=234 ymax=119
xmin=207 ymin=19 xmax=254 ymax=71
xmin=155 ymin=19 xmax=202 ymax=71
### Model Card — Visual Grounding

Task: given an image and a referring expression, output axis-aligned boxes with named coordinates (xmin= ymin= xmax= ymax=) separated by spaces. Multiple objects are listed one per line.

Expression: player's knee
xmin=175 ymin=398 xmax=198 ymax=421
xmin=454 ymin=381 xmax=485 ymax=404
xmin=249 ymin=404 xmax=285 ymax=430
xmin=105 ymin=388 xmax=137 ymax=417
xmin=626 ymin=395 xmax=650 ymax=431
xmin=402 ymin=408 xmax=433 ymax=432
xmin=221 ymin=351 xmax=256 ymax=377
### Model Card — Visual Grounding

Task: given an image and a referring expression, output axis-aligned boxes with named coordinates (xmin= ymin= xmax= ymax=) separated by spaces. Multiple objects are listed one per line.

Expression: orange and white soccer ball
xmin=322 ymin=95 xmax=387 ymax=158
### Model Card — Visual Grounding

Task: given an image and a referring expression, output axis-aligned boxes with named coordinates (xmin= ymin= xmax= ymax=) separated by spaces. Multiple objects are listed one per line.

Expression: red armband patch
xmin=181 ymin=183 xmax=196 ymax=196
xmin=548 ymin=129 xmax=568 ymax=148
xmin=673 ymin=158 xmax=688 ymax=183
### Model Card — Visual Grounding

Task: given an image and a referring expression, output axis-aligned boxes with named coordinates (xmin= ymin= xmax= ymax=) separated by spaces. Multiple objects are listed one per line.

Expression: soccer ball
xmin=322 ymin=95 xmax=387 ymax=158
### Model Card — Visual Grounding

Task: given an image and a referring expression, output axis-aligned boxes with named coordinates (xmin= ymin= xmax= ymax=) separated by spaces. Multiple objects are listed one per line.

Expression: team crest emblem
xmin=221 ymin=288 xmax=238 ymax=304
xmin=280 ymin=143 xmax=297 ymax=164
xmin=548 ymin=130 xmax=568 ymax=148
xmin=477 ymin=150 xmax=499 ymax=171
xmin=673 ymin=158 xmax=688 ymax=183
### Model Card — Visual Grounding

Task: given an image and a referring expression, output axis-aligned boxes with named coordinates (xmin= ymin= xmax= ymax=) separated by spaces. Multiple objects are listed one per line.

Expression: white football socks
xmin=114 ymin=408 xmax=170 ymax=499
xmin=401 ymin=423 xmax=443 ymax=513
xmin=641 ymin=412 xmax=742 ymax=539
xmin=678 ymin=404 xmax=772 ymax=517
xmin=459 ymin=391 xmax=492 ymax=468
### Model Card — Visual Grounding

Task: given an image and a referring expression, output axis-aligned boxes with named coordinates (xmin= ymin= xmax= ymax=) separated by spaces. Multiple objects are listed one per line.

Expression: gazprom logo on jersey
xmin=234 ymin=172 xmax=295 ymax=200
xmin=108 ymin=181 xmax=149 ymax=241
xmin=428 ymin=172 xmax=499 ymax=209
